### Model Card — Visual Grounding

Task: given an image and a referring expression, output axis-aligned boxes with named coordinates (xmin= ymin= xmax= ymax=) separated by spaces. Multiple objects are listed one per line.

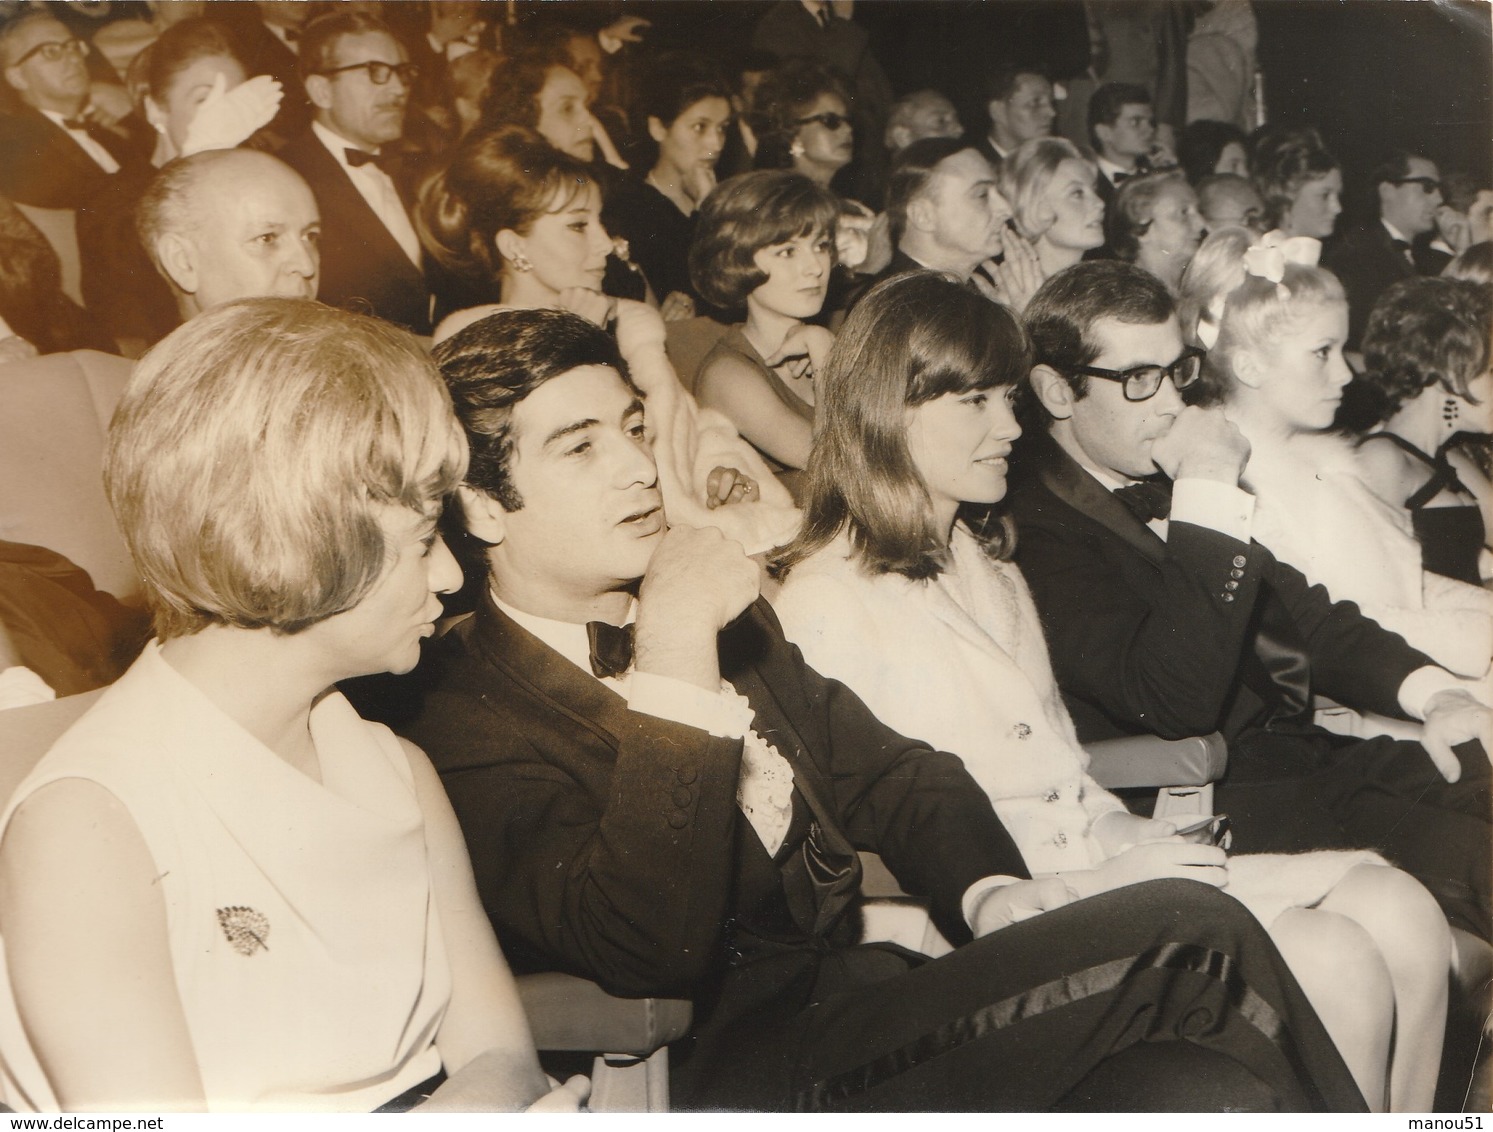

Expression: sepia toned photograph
xmin=0 ymin=0 xmax=1488 ymax=1117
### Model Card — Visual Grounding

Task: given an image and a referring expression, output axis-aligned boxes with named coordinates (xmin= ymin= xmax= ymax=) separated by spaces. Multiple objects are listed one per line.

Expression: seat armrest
xmin=1083 ymin=733 xmax=1228 ymax=791
xmin=515 ymin=972 xmax=692 ymax=1058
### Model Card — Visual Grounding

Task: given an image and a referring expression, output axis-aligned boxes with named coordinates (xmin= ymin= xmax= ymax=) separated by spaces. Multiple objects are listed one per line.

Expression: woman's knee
xmin=1271 ymin=908 xmax=1393 ymax=1020
xmin=1325 ymin=864 xmax=1454 ymax=978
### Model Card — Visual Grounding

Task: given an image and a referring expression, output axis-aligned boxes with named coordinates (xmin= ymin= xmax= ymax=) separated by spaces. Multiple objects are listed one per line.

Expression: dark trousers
xmin=1218 ymin=730 xmax=1491 ymax=939
xmin=680 ymin=879 xmax=1365 ymax=1112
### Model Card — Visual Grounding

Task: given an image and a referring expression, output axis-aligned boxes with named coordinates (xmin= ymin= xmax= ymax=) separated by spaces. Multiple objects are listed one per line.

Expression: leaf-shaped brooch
xmin=217 ymin=905 xmax=270 ymax=956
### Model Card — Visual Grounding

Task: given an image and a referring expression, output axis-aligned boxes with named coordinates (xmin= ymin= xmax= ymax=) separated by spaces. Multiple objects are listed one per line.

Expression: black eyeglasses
xmin=316 ymin=60 xmax=420 ymax=86
xmin=796 ymin=111 xmax=851 ymax=132
xmin=1063 ymin=346 xmax=1205 ymax=402
xmin=12 ymin=37 xmax=86 ymax=66
xmin=1387 ymin=176 xmax=1442 ymax=194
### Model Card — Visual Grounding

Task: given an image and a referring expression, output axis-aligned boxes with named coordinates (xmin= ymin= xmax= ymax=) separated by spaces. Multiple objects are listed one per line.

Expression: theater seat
xmin=0 ymin=349 xmax=138 ymax=604
xmin=662 ymin=315 xmax=731 ymax=397
xmin=0 ymin=690 xmax=687 ymax=1114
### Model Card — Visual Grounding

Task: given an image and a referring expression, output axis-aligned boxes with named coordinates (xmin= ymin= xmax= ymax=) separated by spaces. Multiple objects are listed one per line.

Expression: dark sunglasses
xmin=12 ymin=37 xmax=86 ymax=66
xmin=1387 ymin=176 xmax=1442 ymax=194
xmin=796 ymin=111 xmax=851 ymax=132
xmin=316 ymin=60 xmax=420 ymax=86
xmin=1063 ymin=346 xmax=1205 ymax=403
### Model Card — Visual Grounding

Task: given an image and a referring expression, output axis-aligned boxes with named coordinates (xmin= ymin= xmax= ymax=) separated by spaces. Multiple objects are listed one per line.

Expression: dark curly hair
xmin=1358 ymin=276 xmax=1492 ymax=424
xmin=749 ymin=58 xmax=852 ymax=171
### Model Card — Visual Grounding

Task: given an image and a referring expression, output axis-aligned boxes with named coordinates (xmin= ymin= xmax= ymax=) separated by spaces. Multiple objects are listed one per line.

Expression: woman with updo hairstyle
xmin=690 ymin=170 xmax=840 ymax=483
xmin=1178 ymin=228 xmax=1491 ymax=686
xmin=999 ymin=137 xmax=1107 ymax=278
xmin=0 ymin=299 xmax=587 ymax=1113
xmin=1106 ymin=169 xmax=1207 ymax=294
xmin=751 ymin=59 xmax=854 ymax=191
xmin=602 ymin=54 xmax=733 ymax=318
xmin=774 ymin=271 xmax=1451 ymax=1116
xmin=1353 ymin=276 xmax=1493 ymax=586
xmin=81 ymin=16 xmax=282 ymax=350
xmin=420 ymin=128 xmax=800 ymax=554
xmin=1250 ymin=125 xmax=1342 ymax=239
xmin=479 ymin=46 xmax=625 ymax=171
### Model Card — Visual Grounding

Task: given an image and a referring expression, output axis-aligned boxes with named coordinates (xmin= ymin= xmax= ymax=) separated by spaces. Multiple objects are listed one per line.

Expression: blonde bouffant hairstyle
xmin=105 ymin=299 xmax=467 ymax=639
xmin=1176 ymin=227 xmax=1345 ymax=406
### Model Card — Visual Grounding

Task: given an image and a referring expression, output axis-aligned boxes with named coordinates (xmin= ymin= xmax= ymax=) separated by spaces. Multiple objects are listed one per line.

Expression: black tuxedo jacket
xmin=1323 ymin=220 xmax=1450 ymax=349
xmin=1005 ymin=435 xmax=1431 ymax=748
xmin=227 ymin=18 xmax=310 ymax=149
xmin=0 ymin=106 xmax=149 ymax=210
xmin=404 ymin=595 xmax=1024 ymax=998
xmin=276 ymin=128 xmax=432 ymax=334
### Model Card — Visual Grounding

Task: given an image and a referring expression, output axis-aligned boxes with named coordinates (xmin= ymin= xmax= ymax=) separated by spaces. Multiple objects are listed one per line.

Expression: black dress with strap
xmin=1357 ymin=432 xmax=1486 ymax=585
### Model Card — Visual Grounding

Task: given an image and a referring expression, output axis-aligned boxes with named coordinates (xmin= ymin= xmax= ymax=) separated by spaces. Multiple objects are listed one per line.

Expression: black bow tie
xmin=1114 ymin=475 xmax=1174 ymax=522
xmin=345 ymin=148 xmax=398 ymax=173
xmin=586 ymin=621 xmax=634 ymax=679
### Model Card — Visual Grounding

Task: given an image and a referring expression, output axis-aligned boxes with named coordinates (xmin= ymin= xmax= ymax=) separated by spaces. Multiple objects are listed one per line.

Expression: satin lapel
xmin=722 ymin=612 xmax=862 ymax=940
xmin=470 ymin=593 xmax=635 ymax=753
xmin=1034 ymin=438 xmax=1168 ymax=567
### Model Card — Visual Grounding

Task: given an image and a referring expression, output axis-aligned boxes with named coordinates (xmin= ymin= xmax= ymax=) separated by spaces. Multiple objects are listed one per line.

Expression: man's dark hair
xmin=433 ymin=308 xmax=632 ymax=512
xmin=1022 ymin=260 xmax=1175 ymax=417
xmin=1087 ymin=82 xmax=1151 ymax=150
xmin=1367 ymin=149 xmax=1419 ymax=190
xmin=299 ymin=11 xmax=395 ymax=82
xmin=884 ymin=136 xmax=976 ymax=245
xmin=981 ymin=62 xmax=1046 ymax=107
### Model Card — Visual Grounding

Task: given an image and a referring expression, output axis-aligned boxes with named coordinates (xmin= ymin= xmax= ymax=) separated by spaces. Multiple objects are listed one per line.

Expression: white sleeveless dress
xmin=0 ymin=642 xmax=450 ymax=1112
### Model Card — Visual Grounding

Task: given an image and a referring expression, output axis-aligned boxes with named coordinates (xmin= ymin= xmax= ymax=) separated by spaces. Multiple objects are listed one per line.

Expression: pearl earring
xmin=510 ymin=252 xmax=533 ymax=273
xmin=789 ymin=138 xmax=806 ymax=159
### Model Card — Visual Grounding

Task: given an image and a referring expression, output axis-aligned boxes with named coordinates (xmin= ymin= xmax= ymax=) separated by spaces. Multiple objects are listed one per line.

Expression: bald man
xmin=137 ymin=149 xmax=321 ymax=324
xmin=883 ymin=90 xmax=962 ymax=157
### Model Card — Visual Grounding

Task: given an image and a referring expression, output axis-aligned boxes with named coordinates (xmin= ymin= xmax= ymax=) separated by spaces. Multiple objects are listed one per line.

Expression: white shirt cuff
xmin=627 ymin=672 xmax=753 ymax=739
xmin=1398 ymin=665 xmax=1481 ymax=719
xmin=960 ymin=874 xmax=1022 ymax=928
xmin=1170 ymin=477 xmax=1255 ymax=545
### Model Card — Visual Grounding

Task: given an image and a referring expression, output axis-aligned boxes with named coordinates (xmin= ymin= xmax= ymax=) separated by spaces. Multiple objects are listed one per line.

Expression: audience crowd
xmin=0 ymin=0 xmax=1489 ymax=1115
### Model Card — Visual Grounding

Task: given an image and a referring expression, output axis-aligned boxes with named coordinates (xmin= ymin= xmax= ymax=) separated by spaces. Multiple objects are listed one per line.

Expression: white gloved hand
xmin=180 ymin=73 xmax=283 ymax=157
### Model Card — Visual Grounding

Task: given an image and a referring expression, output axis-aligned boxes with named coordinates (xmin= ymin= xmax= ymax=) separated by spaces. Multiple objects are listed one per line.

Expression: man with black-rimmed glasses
xmin=1007 ymin=259 xmax=1492 ymax=958
xmin=276 ymin=11 xmax=431 ymax=334
xmin=0 ymin=12 xmax=150 ymax=210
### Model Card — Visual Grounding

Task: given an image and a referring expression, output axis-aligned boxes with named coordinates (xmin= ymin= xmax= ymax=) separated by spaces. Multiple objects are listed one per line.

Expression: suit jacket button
xmin=1221 ymin=593 xmax=1235 ymax=603
xmin=676 ymin=768 xmax=697 ymax=785
xmin=667 ymin=812 xmax=689 ymax=829
xmin=1232 ymin=554 xmax=1247 ymax=568
xmin=672 ymin=786 xmax=693 ymax=807
xmin=1224 ymin=579 xmax=1239 ymax=591
xmin=1230 ymin=567 xmax=1245 ymax=579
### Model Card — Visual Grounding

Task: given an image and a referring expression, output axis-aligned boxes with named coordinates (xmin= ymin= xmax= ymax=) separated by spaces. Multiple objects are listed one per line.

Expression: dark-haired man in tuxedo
xmin=0 ymin=12 xmax=149 ymax=210
xmin=1088 ymin=82 xmax=1156 ymax=208
xmin=1324 ymin=151 xmax=1451 ymax=350
xmin=276 ymin=11 xmax=430 ymax=334
xmin=395 ymin=304 xmax=1369 ymax=1114
xmin=1006 ymin=259 xmax=1491 ymax=948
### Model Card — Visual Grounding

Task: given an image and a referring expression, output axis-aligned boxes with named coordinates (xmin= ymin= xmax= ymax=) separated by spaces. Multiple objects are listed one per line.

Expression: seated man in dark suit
xmin=1088 ymin=82 xmax=1158 ymax=209
xmin=973 ymin=63 xmax=1056 ymax=171
xmin=1323 ymin=150 xmax=1452 ymax=350
xmin=857 ymin=138 xmax=1040 ymax=312
xmin=276 ymin=11 xmax=431 ymax=335
xmin=398 ymin=305 xmax=1369 ymax=1113
xmin=0 ymin=12 xmax=150 ymax=210
xmin=1006 ymin=260 xmax=1492 ymax=948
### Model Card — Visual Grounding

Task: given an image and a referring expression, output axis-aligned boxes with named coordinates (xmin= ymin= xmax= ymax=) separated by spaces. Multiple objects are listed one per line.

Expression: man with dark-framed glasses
xmin=0 ymin=11 xmax=150 ymax=210
xmin=276 ymin=10 xmax=431 ymax=334
xmin=1007 ymin=259 xmax=1491 ymax=964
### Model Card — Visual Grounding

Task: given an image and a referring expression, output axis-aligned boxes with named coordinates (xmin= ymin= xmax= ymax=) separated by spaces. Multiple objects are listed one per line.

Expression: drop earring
xmin=1443 ymin=397 xmax=1461 ymax=427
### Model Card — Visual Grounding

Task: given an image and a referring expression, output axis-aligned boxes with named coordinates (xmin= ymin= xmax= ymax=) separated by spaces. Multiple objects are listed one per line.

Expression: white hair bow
xmin=1243 ymin=230 xmax=1322 ymax=300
